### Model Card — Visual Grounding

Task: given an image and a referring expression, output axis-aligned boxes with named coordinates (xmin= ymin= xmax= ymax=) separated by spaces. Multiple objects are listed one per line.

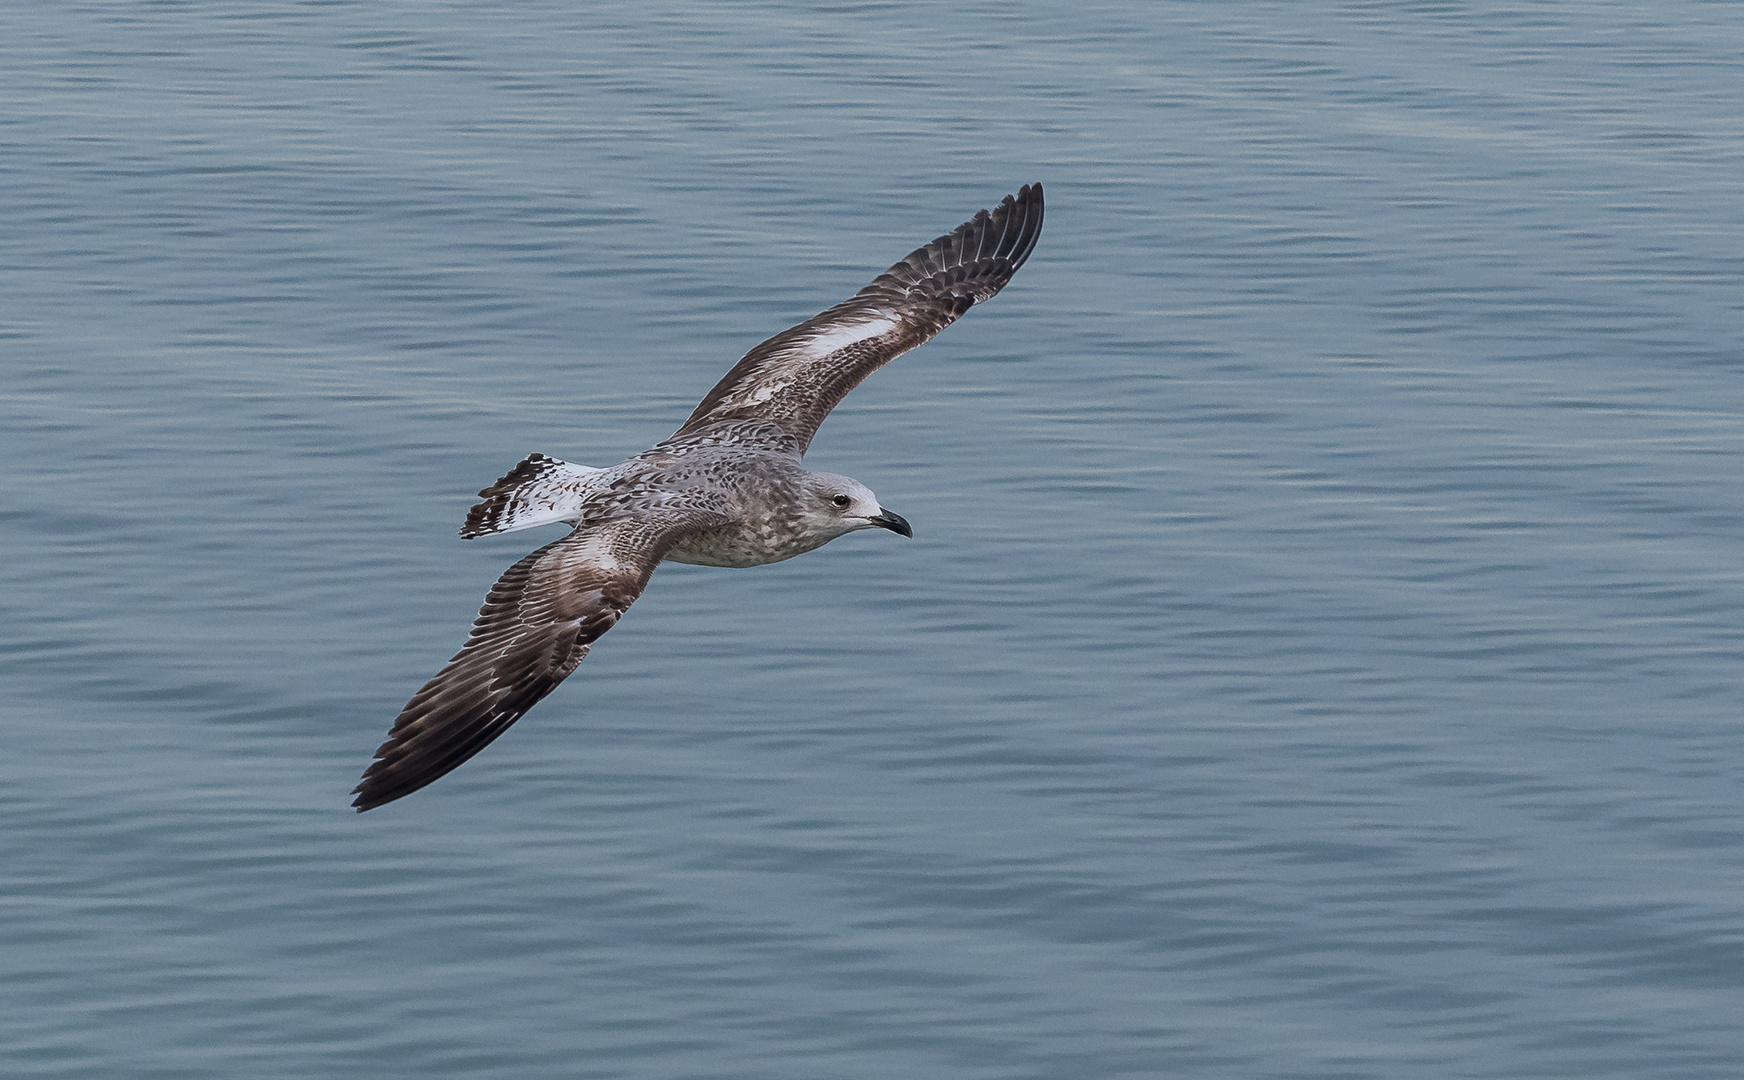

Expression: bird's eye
xmin=832 ymin=493 xmax=851 ymax=508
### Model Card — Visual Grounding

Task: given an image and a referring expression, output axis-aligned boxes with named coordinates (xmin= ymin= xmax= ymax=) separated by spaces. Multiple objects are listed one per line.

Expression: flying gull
xmin=353 ymin=183 xmax=1043 ymax=811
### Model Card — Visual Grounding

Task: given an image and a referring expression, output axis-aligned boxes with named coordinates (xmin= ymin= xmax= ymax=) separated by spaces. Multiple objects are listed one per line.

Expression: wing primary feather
xmin=971 ymin=207 xmax=994 ymax=263
xmin=1008 ymin=186 xmax=1042 ymax=275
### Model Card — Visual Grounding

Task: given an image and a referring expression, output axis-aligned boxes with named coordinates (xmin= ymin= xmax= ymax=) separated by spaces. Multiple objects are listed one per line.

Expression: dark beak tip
xmin=874 ymin=511 xmax=913 ymax=538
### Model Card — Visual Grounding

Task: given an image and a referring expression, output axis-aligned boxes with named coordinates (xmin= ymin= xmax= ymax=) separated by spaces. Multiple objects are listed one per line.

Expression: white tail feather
xmin=461 ymin=454 xmax=606 ymax=538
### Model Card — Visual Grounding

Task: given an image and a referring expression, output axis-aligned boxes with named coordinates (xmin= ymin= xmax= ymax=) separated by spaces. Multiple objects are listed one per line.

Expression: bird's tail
xmin=460 ymin=454 xmax=605 ymax=538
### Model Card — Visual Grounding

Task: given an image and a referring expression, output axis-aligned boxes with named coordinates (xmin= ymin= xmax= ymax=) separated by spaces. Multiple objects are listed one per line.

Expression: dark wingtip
xmin=882 ymin=183 xmax=1045 ymax=311
xmin=350 ymin=779 xmax=381 ymax=811
xmin=350 ymin=767 xmax=434 ymax=813
xmin=350 ymin=771 xmax=392 ymax=812
xmin=1001 ymin=183 xmax=1044 ymax=278
xmin=349 ymin=736 xmax=461 ymax=813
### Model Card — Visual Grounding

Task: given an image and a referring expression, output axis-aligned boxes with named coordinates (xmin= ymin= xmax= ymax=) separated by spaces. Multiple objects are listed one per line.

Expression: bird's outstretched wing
xmin=675 ymin=183 xmax=1043 ymax=454
xmin=352 ymin=509 xmax=728 ymax=811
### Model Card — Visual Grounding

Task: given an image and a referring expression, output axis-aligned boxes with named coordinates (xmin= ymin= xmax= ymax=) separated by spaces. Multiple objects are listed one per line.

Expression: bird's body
xmin=466 ymin=422 xmax=848 ymax=569
xmin=354 ymin=184 xmax=1043 ymax=811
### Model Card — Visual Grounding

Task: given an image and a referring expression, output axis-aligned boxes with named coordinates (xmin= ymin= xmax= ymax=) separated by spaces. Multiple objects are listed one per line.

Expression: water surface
xmin=4 ymin=2 xmax=1743 ymax=1077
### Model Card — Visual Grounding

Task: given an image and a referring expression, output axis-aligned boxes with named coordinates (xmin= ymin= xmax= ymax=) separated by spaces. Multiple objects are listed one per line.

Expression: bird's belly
xmin=664 ymin=522 xmax=824 ymax=568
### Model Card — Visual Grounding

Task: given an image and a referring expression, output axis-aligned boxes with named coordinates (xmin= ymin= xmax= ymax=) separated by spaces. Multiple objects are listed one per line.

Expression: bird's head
xmin=802 ymin=472 xmax=912 ymax=541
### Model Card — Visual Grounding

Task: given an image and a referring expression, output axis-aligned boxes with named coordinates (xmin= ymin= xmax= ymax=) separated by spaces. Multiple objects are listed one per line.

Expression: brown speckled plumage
xmin=352 ymin=184 xmax=1042 ymax=811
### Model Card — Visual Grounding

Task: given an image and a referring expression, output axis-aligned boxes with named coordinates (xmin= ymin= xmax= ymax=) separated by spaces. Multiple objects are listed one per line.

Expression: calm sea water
xmin=4 ymin=2 xmax=1743 ymax=1077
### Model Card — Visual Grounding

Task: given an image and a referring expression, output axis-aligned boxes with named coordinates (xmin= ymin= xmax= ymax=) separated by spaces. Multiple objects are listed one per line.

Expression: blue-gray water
xmin=4 ymin=2 xmax=1743 ymax=1077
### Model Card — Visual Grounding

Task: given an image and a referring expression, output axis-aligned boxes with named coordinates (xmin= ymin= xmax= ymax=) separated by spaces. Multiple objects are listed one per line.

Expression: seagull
xmin=352 ymin=184 xmax=1043 ymax=811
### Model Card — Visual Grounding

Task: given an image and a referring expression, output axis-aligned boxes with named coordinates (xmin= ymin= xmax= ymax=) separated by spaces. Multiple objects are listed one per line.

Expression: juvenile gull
xmin=352 ymin=184 xmax=1043 ymax=811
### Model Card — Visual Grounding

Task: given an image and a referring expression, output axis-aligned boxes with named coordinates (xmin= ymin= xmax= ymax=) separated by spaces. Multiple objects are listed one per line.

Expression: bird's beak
xmin=868 ymin=509 xmax=913 ymax=538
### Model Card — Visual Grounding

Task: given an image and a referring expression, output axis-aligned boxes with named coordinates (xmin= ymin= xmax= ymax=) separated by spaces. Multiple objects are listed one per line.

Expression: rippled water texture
xmin=4 ymin=2 xmax=1743 ymax=1077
